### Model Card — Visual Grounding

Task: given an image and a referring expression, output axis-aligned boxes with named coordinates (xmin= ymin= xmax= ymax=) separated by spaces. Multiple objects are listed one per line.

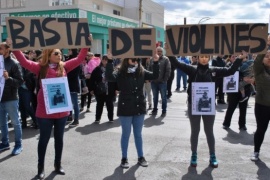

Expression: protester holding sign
xmin=7 ymin=35 xmax=90 ymax=179
xmin=105 ymin=53 xmax=159 ymax=169
xmin=169 ymin=53 xmax=246 ymax=168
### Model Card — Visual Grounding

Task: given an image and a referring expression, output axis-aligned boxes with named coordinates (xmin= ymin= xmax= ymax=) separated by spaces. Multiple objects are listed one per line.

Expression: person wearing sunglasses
xmin=6 ymin=35 xmax=91 ymax=179
xmin=105 ymin=53 xmax=159 ymax=169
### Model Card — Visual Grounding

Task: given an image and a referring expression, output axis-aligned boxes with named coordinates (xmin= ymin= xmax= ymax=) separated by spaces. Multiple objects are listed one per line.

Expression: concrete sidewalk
xmin=1 ymin=88 xmax=270 ymax=180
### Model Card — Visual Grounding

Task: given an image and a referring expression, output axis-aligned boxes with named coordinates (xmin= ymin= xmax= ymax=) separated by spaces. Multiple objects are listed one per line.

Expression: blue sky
xmin=152 ymin=0 xmax=270 ymax=25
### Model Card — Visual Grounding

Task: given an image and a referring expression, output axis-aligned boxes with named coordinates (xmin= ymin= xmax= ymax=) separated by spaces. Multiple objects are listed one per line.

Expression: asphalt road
xmin=1 ymin=82 xmax=270 ymax=180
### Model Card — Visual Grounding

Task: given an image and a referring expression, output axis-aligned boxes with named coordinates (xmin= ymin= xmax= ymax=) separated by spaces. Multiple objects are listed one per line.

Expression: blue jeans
xmin=37 ymin=117 xmax=67 ymax=164
xmin=176 ymin=70 xmax=187 ymax=90
xmin=18 ymin=87 xmax=36 ymax=123
xmin=151 ymin=82 xmax=167 ymax=112
xmin=70 ymin=92 xmax=79 ymax=120
xmin=0 ymin=100 xmax=22 ymax=146
xmin=119 ymin=115 xmax=145 ymax=158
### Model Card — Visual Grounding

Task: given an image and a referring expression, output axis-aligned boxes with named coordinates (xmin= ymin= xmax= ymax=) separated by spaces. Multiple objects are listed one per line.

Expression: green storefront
xmin=1 ymin=9 xmax=165 ymax=54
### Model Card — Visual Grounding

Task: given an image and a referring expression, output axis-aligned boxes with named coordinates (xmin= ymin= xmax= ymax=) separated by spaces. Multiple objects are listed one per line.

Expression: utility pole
xmin=184 ymin=17 xmax=186 ymax=25
xmin=139 ymin=0 xmax=142 ymax=27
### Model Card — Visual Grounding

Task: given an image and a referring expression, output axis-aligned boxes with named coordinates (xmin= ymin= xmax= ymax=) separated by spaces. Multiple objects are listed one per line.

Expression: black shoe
xmin=175 ymin=88 xmax=180 ymax=91
xmin=54 ymin=163 xmax=65 ymax=175
xmin=217 ymin=100 xmax=226 ymax=104
xmin=138 ymin=157 xmax=148 ymax=167
xmin=21 ymin=123 xmax=27 ymax=129
xmin=95 ymin=119 xmax=100 ymax=124
xmin=37 ymin=164 xmax=45 ymax=179
xmin=148 ymin=104 xmax=152 ymax=110
xmin=120 ymin=158 xmax=129 ymax=168
xmin=69 ymin=120 xmax=79 ymax=127
xmin=150 ymin=110 xmax=157 ymax=115
xmin=109 ymin=119 xmax=114 ymax=123
xmin=239 ymin=126 xmax=247 ymax=131
xmin=161 ymin=112 xmax=166 ymax=117
xmin=223 ymin=125 xmax=229 ymax=130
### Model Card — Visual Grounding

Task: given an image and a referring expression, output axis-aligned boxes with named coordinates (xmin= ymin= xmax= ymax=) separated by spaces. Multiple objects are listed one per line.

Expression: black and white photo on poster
xmin=223 ymin=71 xmax=239 ymax=93
xmin=41 ymin=77 xmax=73 ymax=114
xmin=0 ymin=55 xmax=5 ymax=101
xmin=191 ymin=82 xmax=215 ymax=115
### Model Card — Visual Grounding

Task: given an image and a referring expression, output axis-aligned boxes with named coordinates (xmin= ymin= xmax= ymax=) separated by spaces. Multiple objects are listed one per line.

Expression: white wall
xmin=142 ymin=0 xmax=164 ymax=27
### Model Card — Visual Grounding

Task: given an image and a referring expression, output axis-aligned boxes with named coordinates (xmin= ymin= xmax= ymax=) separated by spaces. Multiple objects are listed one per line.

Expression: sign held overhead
xmin=109 ymin=28 xmax=156 ymax=58
xmin=6 ymin=17 xmax=91 ymax=50
xmin=166 ymin=23 xmax=268 ymax=56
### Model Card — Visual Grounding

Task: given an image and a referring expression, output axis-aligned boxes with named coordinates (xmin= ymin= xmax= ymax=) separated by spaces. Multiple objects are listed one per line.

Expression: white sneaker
xmin=251 ymin=152 xmax=259 ymax=161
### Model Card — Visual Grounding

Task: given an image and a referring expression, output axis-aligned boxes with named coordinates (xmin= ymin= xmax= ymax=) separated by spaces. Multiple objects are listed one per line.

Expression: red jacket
xmin=13 ymin=48 xmax=88 ymax=119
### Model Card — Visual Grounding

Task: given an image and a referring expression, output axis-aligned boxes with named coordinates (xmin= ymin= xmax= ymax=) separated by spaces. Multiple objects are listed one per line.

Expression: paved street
xmin=1 ymin=82 xmax=270 ymax=180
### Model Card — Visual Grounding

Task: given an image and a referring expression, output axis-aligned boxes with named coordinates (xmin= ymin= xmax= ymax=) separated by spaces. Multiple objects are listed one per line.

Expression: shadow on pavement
xmin=75 ymin=119 xmax=120 ymax=135
xmin=222 ymin=128 xmax=254 ymax=145
xmin=103 ymin=165 xmax=139 ymax=180
xmin=182 ymin=166 xmax=214 ymax=180
xmin=0 ymin=154 xmax=14 ymax=163
xmin=143 ymin=115 xmax=165 ymax=128
xmin=254 ymin=159 xmax=270 ymax=180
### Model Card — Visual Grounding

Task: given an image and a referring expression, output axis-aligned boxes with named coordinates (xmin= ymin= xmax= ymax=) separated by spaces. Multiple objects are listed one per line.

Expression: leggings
xmin=188 ymin=104 xmax=215 ymax=154
xmin=254 ymin=103 xmax=270 ymax=152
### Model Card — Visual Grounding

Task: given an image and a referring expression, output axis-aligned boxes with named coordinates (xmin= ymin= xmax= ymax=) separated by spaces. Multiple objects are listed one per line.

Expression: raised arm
xmin=168 ymin=56 xmax=196 ymax=76
xmin=64 ymin=48 xmax=88 ymax=73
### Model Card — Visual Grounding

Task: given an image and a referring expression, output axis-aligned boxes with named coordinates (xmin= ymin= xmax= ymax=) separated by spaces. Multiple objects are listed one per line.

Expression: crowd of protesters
xmin=0 ymin=34 xmax=269 ymax=179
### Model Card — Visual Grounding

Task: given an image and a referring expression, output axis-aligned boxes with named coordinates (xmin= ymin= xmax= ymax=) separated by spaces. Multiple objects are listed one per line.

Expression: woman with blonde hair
xmin=8 ymin=36 xmax=90 ymax=179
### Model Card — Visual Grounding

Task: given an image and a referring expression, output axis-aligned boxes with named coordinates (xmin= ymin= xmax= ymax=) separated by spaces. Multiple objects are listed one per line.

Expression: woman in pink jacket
xmin=9 ymin=39 xmax=89 ymax=179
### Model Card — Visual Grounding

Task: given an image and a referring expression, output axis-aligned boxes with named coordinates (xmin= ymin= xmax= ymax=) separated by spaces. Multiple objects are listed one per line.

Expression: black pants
xmin=215 ymin=78 xmax=224 ymax=101
xmin=81 ymin=92 xmax=91 ymax=109
xmin=223 ymin=92 xmax=249 ymax=128
xmin=167 ymin=70 xmax=175 ymax=97
xmin=254 ymin=103 xmax=270 ymax=152
xmin=95 ymin=94 xmax=114 ymax=121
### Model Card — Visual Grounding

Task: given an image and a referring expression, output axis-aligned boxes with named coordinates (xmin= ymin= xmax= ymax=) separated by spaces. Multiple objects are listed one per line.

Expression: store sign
xmin=109 ymin=28 xmax=156 ymax=58
xmin=6 ymin=17 xmax=91 ymax=50
xmin=166 ymin=23 xmax=268 ymax=56
xmin=88 ymin=11 xmax=138 ymax=28
xmin=10 ymin=9 xmax=79 ymax=18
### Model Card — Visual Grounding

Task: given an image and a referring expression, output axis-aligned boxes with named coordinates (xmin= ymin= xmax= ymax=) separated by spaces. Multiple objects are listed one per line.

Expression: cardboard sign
xmin=41 ymin=77 xmax=73 ymax=114
xmin=166 ymin=23 xmax=268 ymax=56
xmin=6 ymin=17 xmax=91 ymax=50
xmin=191 ymin=82 xmax=215 ymax=115
xmin=109 ymin=28 xmax=156 ymax=58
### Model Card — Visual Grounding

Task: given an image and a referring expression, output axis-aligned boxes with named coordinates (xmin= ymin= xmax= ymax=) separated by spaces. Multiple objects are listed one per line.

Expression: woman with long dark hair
xmin=106 ymin=54 xmax=159 ymax=168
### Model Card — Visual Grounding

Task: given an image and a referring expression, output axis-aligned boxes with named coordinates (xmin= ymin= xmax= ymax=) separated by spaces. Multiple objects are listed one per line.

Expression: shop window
xmin=93 ymin=3 xmax=101 ymax=10
xmin=145 ymin=13 xmax=152 ymax=24
xmin=50 ymin=0 xmax=73 ymax=6
xmin=0 ymin=0 xmax=25 ymax=8
xmin=113 ymin=10 xmax=120 ymax=16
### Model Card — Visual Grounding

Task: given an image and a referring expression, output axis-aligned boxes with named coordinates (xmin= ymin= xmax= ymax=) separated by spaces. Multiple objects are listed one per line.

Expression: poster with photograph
xmin=0 ymin=55 xmax=5 ymax=101
xmin=191 ymin=82 xmax=215 ymax=115
xmin=41 ymin=77 xmax=72 ymax=114
xmin=223 ymin=71 xmax=239 ymax=93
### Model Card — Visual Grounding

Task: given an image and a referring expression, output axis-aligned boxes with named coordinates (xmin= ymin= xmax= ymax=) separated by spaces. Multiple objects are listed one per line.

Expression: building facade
xmin=0 ymin=0 xmax=165 ymax=54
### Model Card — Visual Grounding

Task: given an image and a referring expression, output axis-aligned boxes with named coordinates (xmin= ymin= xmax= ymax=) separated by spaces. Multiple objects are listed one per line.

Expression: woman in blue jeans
xmin=105 ymin=53 xmax=159 ymax=168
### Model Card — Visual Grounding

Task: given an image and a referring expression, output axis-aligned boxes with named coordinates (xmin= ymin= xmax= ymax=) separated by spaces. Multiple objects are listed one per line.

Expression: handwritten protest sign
xmin=166 ymin=23 xmax=268 ymax=56
xmin=109 ymin=28 xmax=156 ymax=58
xmin=0 ymin=55 xmax=5 ymax=101
xmin=6 ymin=17 xmax=91 ymax=50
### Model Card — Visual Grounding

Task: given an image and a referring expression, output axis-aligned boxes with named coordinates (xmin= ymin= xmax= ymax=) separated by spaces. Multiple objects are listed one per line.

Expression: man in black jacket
xmin=0 ymin=42 xmax=24 ymax=155
xmin=212 ymin=55 xmax=226 ymax=104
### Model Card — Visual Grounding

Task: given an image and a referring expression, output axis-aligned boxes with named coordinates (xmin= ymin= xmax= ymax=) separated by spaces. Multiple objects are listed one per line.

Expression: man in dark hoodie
xmin=212 ymin=55 xmax=226 ymax=104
